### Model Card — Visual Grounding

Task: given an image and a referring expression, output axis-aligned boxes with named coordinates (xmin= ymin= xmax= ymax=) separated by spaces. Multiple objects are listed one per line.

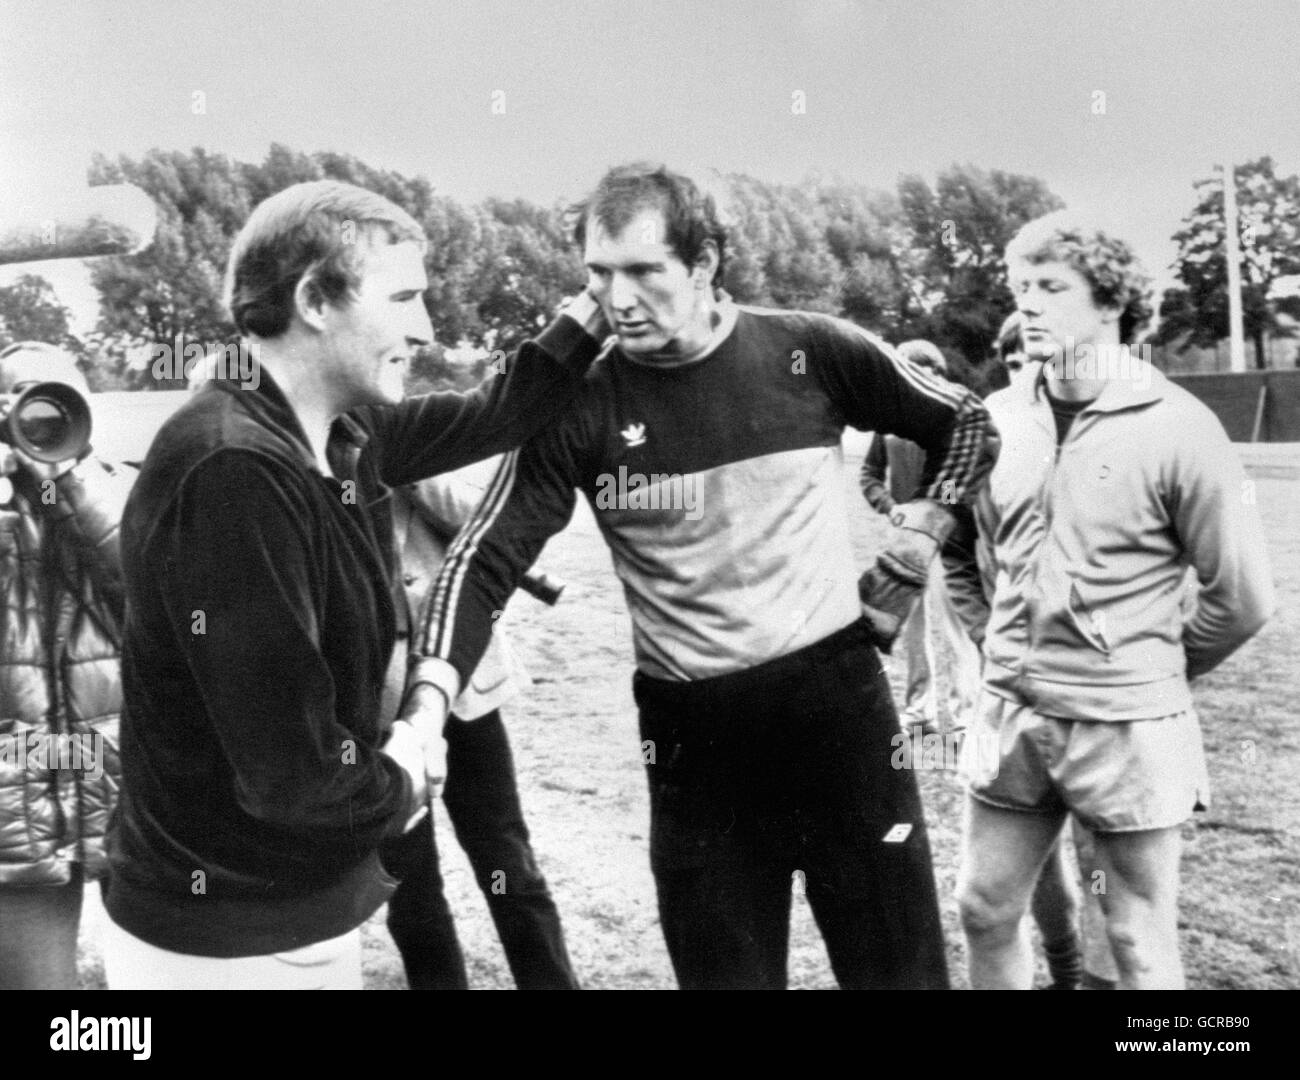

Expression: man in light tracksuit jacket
xmin=945 ymin=211 xmax=1275 ymax=990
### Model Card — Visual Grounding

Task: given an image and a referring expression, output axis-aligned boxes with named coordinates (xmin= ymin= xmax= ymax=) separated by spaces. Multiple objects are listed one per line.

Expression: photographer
xmin=0 ymin=340 xmax=132 ymax=990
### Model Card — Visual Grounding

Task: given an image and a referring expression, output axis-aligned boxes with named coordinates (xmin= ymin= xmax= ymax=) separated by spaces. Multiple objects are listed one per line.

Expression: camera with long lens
xmin=0 ymin=381 xmax=93 ymax=464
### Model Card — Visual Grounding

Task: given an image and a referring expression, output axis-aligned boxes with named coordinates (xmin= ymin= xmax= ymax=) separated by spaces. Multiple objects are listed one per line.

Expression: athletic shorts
xmin=962 ymin=690 xmax=1210 ymax=833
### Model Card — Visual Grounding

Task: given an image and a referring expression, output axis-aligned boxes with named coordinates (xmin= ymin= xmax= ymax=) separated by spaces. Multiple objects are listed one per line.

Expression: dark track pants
xmin=634 ymin=619 xmax=949 ymax=990
xmin=381 ymin=709 xmax=578 ymax=990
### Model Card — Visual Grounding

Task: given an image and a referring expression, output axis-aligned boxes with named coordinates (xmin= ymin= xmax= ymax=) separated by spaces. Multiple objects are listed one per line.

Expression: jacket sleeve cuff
xmin=406 ymin=655 xmax=461 ymax=707
xmin=535 ymin=294 xmax=607 ymax=376
xmin=862 ymin=485 xmax=894 ymax=516
xmin=889 ymin=499 xmax=957 ymax=546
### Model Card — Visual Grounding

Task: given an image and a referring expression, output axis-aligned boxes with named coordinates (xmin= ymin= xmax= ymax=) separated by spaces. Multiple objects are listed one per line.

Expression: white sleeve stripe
xmin=838 ymin=318 xmax=966 ymax=407
xmin=425 ymin=449 xmax=520 ymax=659
xmin=836 ymin=318 xmax=993 ymax=504
xmin=883 ymin=350 xmax=966 ymax=408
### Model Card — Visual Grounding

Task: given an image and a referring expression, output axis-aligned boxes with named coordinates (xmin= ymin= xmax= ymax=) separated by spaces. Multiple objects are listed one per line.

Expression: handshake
xmin=384 ymin=682 xmax=451 ymax=821
xmin=858 ymin=500 xmax=956 ymax=654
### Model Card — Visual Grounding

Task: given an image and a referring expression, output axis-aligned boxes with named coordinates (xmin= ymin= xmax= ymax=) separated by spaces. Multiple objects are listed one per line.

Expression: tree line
xmin=1 ymin=145 xmax=1296 ymax=391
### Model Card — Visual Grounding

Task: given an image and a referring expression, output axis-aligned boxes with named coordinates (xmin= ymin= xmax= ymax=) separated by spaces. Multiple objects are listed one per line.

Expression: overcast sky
xmin=3 ymin=0 xmax=1297 ymax=326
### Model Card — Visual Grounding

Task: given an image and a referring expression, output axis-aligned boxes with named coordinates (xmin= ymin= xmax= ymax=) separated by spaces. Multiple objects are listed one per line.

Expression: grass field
xmin=75 ymin=442 xmax=1299 ymax=990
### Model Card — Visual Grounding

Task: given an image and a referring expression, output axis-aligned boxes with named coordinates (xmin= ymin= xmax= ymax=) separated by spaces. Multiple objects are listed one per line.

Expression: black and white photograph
xmin=0 ymin=0 xmax=1295 ymax=1043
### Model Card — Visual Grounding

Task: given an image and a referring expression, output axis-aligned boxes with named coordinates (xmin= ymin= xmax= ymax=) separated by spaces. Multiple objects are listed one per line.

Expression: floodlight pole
xmin=1219 ymin=163 xmax=1247 ymax=372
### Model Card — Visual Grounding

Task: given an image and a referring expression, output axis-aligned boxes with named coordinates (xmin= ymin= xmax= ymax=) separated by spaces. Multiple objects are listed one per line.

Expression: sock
xmin=1043 ymin=933 xmax=1083 ymax=989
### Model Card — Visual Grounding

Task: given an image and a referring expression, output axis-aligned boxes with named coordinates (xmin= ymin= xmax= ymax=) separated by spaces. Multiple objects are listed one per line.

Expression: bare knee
xmin=1104 ymin=918 xmax=1142 ymax=964
xmin=1103 ymin=903 xmax=1182 ymax=988
xmin=958 ymin=879 xmax=1025 ymax=938
xmin=1105 ymin=918 xmax=1162 ymax=983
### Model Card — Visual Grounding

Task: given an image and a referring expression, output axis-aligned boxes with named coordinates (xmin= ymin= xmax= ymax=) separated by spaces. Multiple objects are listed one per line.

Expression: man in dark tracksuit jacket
xmin=102 ymin=180 xmax=607 ymax=988
xmin=407 ymin=164 xmax=1000 ymax=989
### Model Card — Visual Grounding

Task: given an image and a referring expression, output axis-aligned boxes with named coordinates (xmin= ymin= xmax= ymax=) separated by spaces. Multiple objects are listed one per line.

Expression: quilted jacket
xmin=0 ymin=457 xmax=131 ymax=885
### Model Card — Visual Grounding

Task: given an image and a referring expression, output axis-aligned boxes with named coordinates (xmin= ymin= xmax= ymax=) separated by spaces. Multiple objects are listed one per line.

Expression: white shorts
xmin=962 ymin=690 xmax=1210 ymax=833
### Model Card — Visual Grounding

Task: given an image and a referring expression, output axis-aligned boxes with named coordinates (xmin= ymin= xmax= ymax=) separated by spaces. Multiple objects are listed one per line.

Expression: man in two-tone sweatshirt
xmin=406 ymin=163 xmax=1000 ymax=989
xmin=945 ymin=211 xmax=1275 ymax=990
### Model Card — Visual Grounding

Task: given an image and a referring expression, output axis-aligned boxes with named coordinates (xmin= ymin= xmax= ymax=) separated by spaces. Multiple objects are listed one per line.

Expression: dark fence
xmin=1169 ymin=370 xmax=1300 ymax=442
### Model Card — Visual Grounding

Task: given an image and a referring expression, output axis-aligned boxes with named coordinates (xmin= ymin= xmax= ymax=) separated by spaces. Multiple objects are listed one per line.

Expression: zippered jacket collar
xmin=1014 ymin=357 xmax=1168 ymax=417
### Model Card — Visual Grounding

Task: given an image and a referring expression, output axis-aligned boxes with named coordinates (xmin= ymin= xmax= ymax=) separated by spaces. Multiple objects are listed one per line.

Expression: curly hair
xmin=569 ymin=163 xmax=728 ymax=287
xmin=1004 ymin=210 xmax=1153 ymax=344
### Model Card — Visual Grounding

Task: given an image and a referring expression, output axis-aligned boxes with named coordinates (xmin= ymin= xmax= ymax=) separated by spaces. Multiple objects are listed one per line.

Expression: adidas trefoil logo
xmin=620 ymin=422 xmax=647 ymax=448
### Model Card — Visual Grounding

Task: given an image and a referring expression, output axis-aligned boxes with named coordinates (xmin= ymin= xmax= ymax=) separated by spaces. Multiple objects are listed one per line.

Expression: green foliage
xmin=723 ymin=175 xmax=844 ymax=312
xmin=821 ymin=185 xmax=919 ymax=333
xmin=896 ymin=164 xmax=1064 ymax=364
xmin=0 ymin=274 xmax=118 ymax=388
xmin=80 ymin=145 xmax=1067 ymax=389
xmin=717 ymin=165 xmax=1062 ymax=371
xmin=86 ymin=148 xmax=246 ymax=388
xmin=83 ymin=145 xmax=585 ymax=390
xmin=1156 ymin=156 xmax=1300 ymax=370
xmin=0 ymin=273 xmax=76 ymax=350
xmin=468 ymin=198 xmax=584 ymax=355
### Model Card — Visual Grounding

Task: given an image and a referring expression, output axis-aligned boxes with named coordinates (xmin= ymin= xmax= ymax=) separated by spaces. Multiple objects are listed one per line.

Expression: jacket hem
xmin=102 ymin=851 xmax=397 ymax=958
xmin=984 ymin=661 xmax=1193 ymax=721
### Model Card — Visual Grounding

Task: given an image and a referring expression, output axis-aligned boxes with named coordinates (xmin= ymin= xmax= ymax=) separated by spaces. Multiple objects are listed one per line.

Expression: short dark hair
xmin=570 ymin=163 xmax=728 ymax=287
xmin=224 ymin=180 xmax=425 ymax=339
